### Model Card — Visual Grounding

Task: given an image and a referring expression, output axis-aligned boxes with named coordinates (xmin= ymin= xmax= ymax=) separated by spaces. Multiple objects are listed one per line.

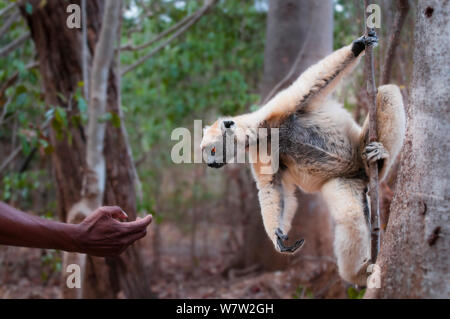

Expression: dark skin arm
xmin=0 ymin=202 xmax=152 ymax=257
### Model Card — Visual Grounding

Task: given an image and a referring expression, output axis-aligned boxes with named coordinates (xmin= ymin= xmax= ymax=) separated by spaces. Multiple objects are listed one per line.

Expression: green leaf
xmin=77 ymin=96 xmax=87 ymax=113
xmin=56 ymin=92 xmax=67 ymax=103
xmin=44 ymin=144 xmax=54 ymax=155
xmin=98 ymin=112 xmax=112 ymax=123
xmin=25 ymin=2 xmax=33 ymax=14
xmin=347 ymin=286 xmax=366 ymax=299
xmin=15 ymin=84 xmax=27 ymax=95
xmin=45 ymin=108 xmax=55 ymax=123
xmin=20 ymin=135 xmax=30 ymax=155
xmin=111 ymin=112 xmax=121 ymax=128
xmin=38 ymin=138 xmax=49 ymax=148
xmin=13 ymin=60 xmax=26 ymax=76
xmin=3 ymin=190 xmax=11 ymax=201
xmin=54 ymin=107 xmax=67 ymax=128
xmin=154 ymin=214 xmax=163 ymax=225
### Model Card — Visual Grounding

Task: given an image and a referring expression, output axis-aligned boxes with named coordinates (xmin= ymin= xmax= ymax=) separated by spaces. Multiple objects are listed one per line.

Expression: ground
xmin=0 ymin=222 xmax=351 ymax=299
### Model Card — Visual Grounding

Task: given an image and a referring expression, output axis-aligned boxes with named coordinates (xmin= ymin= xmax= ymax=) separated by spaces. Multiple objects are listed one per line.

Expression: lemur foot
xmin=275 ymin=228 xmax=304 ymax=254
xmin=362 ymin=142 xmax=389 ymax=164
xmin=351 ymin=29 xmax=379 ymax=57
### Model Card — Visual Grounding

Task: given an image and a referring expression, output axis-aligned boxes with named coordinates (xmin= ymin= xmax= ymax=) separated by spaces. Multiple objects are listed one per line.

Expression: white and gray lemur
xmin=200 ymin=32 xmax=405 ymax=286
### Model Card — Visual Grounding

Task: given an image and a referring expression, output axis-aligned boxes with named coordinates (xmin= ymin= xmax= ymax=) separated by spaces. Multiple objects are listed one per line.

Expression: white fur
xmin=201 ymin=41 xmax=405 ymax=286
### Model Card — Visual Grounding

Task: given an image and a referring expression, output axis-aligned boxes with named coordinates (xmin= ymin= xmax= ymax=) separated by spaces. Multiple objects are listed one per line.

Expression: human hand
xmin=71 ymin=206 xmax=152 ymax=257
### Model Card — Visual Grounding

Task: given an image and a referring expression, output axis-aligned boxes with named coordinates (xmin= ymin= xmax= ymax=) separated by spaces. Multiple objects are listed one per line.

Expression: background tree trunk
xmin=242 ymin=0 xmax=336 ymax=274
xmin=366 ymin=0 xmax=449 ymax=298
xmin=20 ymin=0 xmax=153 ymax=298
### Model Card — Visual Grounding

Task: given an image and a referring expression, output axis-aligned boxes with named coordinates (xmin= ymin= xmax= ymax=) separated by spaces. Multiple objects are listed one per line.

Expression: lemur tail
xmin=360 ymin=84 xmax=406 ymax=180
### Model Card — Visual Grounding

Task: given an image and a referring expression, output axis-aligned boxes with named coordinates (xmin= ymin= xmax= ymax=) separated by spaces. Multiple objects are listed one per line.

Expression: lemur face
xmin=200 ymin=118 xmax=240 ymax=168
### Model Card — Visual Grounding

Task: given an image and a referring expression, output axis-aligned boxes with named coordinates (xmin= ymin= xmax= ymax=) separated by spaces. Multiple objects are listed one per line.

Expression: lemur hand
xmin=362 ymin=141 xmax=389 ymax=164
xmin=351 ymin=29 xmax=379 ymax=57
xmin=275 ymin=228 xmax=304 ymax=254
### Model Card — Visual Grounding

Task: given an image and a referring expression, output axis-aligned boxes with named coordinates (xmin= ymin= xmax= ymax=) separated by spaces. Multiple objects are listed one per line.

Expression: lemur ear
xmin=221 ymin=120 xmax=235 ymax=133
xmin=223 ymin=120 xmax=234 ymax=128
xmin=203 ymin=125 xmax=211 ymax=135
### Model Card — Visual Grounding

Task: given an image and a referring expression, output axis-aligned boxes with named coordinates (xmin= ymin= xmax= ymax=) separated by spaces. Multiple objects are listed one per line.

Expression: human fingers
xmin=98 ymin=206 xmax=128 ymax=220
xmin=122 ymin=215 xmax=152 ymax=231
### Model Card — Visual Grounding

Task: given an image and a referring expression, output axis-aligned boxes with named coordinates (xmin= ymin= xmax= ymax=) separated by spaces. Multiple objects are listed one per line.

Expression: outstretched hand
xmin=72 ymin=206 xmax=152 ymax=257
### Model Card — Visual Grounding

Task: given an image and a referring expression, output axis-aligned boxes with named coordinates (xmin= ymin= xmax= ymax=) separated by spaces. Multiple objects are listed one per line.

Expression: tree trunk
xmin=20 ymin=0 xmax=153 ymax=298
xmin=365 ymin=0 xmax=449 ymax=298
xmin=242 ymin=0 xmax=336 ymax=274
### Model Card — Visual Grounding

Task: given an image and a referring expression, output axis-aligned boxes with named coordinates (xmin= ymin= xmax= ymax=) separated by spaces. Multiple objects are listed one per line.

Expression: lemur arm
xmin=251 ymin=163 xmax=303 ymax=253
xmin=262 ymin=34 xmax=378 ymax=122
xmin=360 ymin=84 xmax=406 ymax=180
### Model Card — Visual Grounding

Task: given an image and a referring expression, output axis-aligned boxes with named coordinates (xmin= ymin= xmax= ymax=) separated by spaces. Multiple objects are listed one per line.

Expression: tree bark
xmin=84 ymin=0 xmax=120 ymax=209
xmin=365 ymin=0 xmax=449 ymax=298
xmin=380 ymin=0 xmax=410 ymax=86
xmin=242 ymin=0 xmax=335 ymax=274
xmin=20 ymin=0 xmax=153 ymax=298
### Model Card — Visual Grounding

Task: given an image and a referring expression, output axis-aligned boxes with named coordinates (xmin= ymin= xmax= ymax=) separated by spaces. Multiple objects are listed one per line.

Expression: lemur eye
xmin=211 ymin=147 xmax=216 ymax=156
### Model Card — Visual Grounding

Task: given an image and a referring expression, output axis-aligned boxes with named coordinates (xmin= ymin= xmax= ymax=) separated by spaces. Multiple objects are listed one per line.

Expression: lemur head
xmin=200 ymin=117 xmax=247 ymax=168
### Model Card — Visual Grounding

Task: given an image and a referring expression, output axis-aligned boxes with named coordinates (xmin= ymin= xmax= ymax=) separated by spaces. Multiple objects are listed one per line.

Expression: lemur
xmin=200 ymin=32 xmax=405 ymax=286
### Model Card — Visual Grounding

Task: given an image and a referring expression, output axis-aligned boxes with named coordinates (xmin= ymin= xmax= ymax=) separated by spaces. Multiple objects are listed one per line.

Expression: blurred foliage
xmin=40 ymin=249 xmax=62 ymax=283
xmin=347 ymin=286 xmax=366 ymax=299
xmin=0 ymin=0 xmax=52 ymax=213
xmin=121 ymin=0 xmax=265 ymax=154
xmin=292 ymin=285 xmax=314 ymax=299
xmin=333 ymin=0 xmax=361 ymax=50
xmin=0 ymin=0 xmax=376 ymax=223
xmin=0 ymin=0 xmax=417 ymax=299
xmin=120 ymin=0 xmax=266 ymax=222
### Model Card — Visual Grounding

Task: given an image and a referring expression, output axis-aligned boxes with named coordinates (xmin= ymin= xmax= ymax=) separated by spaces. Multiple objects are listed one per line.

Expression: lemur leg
xmin=251 ymin=163 xmax=303 ymax=254
xmin=263 ymin=32 xmax=378 ymax=122
xmin=321 ymin=178 xmax=371 ymax=286
xmin=278 ymin=174 xmax=299 ymax=237
xmin=360 ymin=84 xmax=406 ymax=180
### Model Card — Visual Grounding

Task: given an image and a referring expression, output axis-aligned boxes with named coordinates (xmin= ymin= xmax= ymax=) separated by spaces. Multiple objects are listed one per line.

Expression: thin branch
xmin=0 ymin=114 xmax=48 ymax=176
xmin=121 ymin=0 xmax=217 ymax=76
xmin=123 ymin=1 xmax=155 ymax=37
xmin=0 ymin=3 xmax=16 ymax=19
xmin=380 ymin=0 xmax=409 ymax=85
xmin=0 ymin=94 xmax=13 ymax=125
xmin=81 ymin=0 xmax=89 ymax=100
xmin=135 ymin=149 xmax=153 ymax=167
xmin=0 ymin=33 xmax=30 ymax=58
xmin=0 ymin=146 xmax=21 ymax=174
xmin=0 ymin=74 xmax=18 ymax=100
xmin=0 ymin=9 xmax=20 ymax=40
xmin=120 ymin=6 xmax=197 ymax=52
xmin=0 ymin=60 xmax=39 ymax=100
xmin=363 ymin=0 xmax=380 ymax=264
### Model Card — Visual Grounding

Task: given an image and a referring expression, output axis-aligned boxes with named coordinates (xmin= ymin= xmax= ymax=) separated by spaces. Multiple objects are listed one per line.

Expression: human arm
xmin=0 ymin=202 xmax=152 ymax=257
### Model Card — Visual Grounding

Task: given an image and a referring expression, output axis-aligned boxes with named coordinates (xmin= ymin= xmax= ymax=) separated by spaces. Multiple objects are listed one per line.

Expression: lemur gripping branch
xmin=200 ymin=32 xmax=405 ymax=286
